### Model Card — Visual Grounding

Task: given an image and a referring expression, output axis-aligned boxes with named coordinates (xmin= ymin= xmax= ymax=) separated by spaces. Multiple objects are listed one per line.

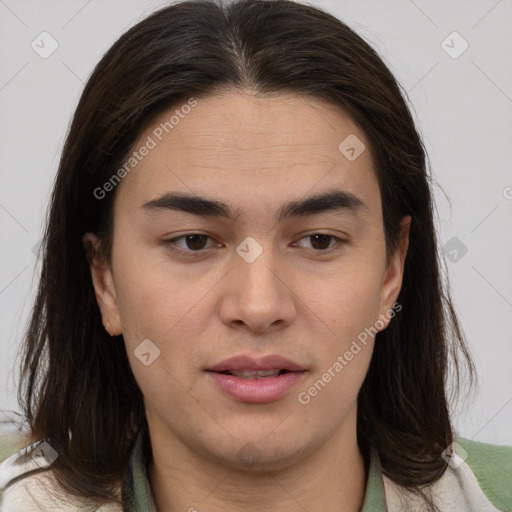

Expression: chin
xmin=204 ymin=435 xmax=316 ymax=473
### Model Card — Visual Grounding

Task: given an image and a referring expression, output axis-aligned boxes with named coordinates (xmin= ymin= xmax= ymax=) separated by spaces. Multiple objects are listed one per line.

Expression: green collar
xmin=360 ymin=447 xmax=387 ymax=511
xmin=123 ymin=430 xmax=387 ymax=511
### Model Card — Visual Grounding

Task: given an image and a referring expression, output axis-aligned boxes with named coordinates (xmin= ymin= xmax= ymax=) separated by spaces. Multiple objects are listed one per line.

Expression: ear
xmin=82 ymin=233 xmax=123 ymax=336
xmin=376 ymin=215 xmax=411 ymax=331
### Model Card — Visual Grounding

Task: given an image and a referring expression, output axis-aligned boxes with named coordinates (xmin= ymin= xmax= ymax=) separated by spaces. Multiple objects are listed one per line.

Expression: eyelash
xmin=162 ymin=233 xmax=347 ymax=256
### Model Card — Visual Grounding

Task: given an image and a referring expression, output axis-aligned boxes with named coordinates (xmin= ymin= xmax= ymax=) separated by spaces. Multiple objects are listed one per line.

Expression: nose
xmin=218 ymin=243 xmax=297 ymax=335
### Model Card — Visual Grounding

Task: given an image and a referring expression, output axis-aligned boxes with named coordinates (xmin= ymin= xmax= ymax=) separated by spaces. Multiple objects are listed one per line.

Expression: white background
xmin=0 ymin=0 xmax=511 ymax=444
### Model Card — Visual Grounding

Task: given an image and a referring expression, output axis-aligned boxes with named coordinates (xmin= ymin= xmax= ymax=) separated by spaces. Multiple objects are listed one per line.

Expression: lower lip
xmin=206 ymin=371 xmax=307 ymax=403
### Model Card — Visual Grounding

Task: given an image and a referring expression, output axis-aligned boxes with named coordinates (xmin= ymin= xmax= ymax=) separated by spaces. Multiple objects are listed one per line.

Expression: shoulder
xmin=0 ymin=439 xmax=122 ymax=511
xmin=456 ymin=438 xmax=512 ymax=511
xmin=382 ymin=438 xmax=512 ymax=512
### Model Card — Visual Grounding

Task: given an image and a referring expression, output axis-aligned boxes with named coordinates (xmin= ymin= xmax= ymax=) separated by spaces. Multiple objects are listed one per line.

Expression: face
xmin=85 ymin=90 xmax=409 ymax=471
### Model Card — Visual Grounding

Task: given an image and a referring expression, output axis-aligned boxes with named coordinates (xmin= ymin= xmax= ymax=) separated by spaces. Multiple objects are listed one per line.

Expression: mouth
xmin=205 ymin=355 xmax=307 ymax=403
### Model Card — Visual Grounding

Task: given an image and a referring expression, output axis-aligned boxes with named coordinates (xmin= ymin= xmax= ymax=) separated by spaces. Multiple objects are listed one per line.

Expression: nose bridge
xmin=235 ymin=236 xmax=281 ymax=303
xmin=220 ymin=235 xmax=296 ymax=331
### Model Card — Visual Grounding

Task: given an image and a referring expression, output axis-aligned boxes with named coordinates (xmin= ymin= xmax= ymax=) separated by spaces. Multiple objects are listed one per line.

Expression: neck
xmin=148 ymin=408 xmax=367 ymax=512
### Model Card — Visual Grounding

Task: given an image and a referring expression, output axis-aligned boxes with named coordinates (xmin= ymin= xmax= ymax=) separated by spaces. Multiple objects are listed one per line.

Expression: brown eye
xmin=296 ymin=233 xmax=345 ymax=251
xmin=182 ymin=234 xmax=208 ymax=250
xmin=164 ymin=233 xmax=216 ymax=253
xmin=309 ymin=234 xmax=333 ymax=250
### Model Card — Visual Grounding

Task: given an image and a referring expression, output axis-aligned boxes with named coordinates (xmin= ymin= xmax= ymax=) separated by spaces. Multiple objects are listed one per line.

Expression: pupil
xmin=311 ymin=234 xmax=331 ymax=250
xmin=186 ymin=234 xmax=207 ymax=250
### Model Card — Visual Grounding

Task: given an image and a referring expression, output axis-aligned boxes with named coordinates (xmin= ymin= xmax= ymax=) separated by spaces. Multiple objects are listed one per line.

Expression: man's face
xmin=87 ymin=90 xmax=409 ymax=470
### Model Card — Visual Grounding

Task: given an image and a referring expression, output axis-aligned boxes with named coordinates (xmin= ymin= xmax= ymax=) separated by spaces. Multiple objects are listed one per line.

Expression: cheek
xmin=115 ymin=269 xmax=203 ymax=414
xmin=298 ymin=258 xmax=385 ymax=343
xmin=111 ymin=245 xmax=213 ymax=385
xmin=111 ymin=235 xmax=193 ymax=337
xmin=296 ymin=276 xmax=379 ymax=417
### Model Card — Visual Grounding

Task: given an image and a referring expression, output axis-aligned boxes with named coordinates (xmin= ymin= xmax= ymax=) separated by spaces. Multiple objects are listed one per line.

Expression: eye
xmin=164 ymin=233 xmax=219 ymax=253
xmin=294 ymin=233 xmax=346 ymax=252
xmin=163 ymin=232 xmax=346 ymax=255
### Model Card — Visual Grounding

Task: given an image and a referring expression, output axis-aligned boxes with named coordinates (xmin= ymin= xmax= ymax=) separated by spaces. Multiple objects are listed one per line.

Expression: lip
xmin=206 ymin=371 xmax=307 ymax=403
xmin=205 ymin=354 xmax=307 ymax=403
xmin=207 ymin=354 xmax=305 ymax=373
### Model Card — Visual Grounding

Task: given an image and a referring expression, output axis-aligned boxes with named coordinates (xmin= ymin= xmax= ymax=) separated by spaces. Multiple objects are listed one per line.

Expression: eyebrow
xmin=141 ymin=188 xmax=368 ymax=222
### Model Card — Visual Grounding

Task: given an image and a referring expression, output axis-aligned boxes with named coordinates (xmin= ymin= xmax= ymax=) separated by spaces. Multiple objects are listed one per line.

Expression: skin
xmin=85 ymin=90 xmax=410 ymax=512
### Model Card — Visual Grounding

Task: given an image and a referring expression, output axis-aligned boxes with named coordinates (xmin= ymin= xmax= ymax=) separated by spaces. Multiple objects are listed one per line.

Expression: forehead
xmin=113 ymin=90 xmax=381 ymax=220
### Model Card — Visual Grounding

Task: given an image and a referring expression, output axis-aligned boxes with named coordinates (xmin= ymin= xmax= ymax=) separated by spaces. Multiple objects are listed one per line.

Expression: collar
xmin=122 ymin=429 xmax=388 ymax=511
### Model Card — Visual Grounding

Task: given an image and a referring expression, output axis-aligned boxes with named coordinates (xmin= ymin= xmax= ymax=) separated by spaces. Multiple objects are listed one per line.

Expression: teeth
xmin=229 ymin=369 xmax=281 ymax=379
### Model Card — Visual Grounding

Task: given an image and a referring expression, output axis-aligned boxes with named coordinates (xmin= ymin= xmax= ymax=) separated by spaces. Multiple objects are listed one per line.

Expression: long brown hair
xmin=19 ymin=0 xmax=475 ymax=507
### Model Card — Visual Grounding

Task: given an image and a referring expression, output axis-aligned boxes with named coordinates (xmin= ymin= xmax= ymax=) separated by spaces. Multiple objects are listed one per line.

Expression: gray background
xmin=1 ymin=0 xmax=511 ymax=444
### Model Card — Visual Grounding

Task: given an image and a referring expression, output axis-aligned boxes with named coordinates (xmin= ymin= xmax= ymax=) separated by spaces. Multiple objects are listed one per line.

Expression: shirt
xmin=1 ymin=431 xmax=511 ymax=511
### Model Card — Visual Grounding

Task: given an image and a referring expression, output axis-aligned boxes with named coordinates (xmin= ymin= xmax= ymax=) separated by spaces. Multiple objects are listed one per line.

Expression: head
xmin=19 ymin=0 xmax=474 ymax=506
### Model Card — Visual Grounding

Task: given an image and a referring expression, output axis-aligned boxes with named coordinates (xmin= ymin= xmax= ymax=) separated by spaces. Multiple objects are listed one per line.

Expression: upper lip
xmin=207 ymin=355 xmax=305 ymax=372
